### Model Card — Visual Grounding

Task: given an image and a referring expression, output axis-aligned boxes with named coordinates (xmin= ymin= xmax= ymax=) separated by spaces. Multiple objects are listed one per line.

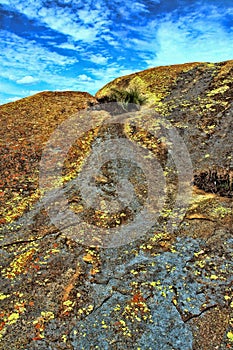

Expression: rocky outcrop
xmin=96 ymin=60 xmax=233 ymax=198
xmin=0 ymin=62 xmax=232 ymax=349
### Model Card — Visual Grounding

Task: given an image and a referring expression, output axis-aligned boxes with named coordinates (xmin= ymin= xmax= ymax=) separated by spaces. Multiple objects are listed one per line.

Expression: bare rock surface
xmin=0 ymin=62 xmax=232 ymax=349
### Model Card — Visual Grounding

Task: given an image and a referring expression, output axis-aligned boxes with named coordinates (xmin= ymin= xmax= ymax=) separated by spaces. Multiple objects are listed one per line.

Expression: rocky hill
xmin=97 ymin=61 xmax=233 ymax=191
xmin=0 ymin=61 xmax=232 ymax=349
xmin=0 ymin=91 xmax=97 ymax=225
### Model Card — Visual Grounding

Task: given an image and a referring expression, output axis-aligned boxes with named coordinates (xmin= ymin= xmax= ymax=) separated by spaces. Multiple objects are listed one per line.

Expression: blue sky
xmin=0 ymin=0 xmax=233 ymax=105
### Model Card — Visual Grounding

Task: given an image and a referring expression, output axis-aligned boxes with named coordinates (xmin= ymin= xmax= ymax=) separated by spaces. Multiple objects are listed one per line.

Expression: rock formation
xmin=0 ymin=61 xmax=232 ymax=349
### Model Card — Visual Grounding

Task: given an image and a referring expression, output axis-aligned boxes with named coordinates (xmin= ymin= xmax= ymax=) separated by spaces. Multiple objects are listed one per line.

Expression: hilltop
xmin=97 ymin=60 xmax=233 ymax=180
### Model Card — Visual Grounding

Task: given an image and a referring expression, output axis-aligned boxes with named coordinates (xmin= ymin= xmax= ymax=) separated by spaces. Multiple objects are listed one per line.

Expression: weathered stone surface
xmin=0 ymin=62 xmax=232 ymax=349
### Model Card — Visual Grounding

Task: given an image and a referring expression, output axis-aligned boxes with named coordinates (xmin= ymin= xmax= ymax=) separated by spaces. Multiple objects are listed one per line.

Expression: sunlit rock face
xmin=97 ymin=60 xmax=233 ymax=198
xmin=0 ymin=61 xmax=232 ymax=349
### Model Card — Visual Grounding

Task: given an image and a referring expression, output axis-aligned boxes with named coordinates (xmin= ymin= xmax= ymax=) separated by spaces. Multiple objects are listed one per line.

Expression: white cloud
xmin=0 ymin=31 xmax=77 ymax=82
xmin=77 ymin=74 xmax=93 ymax=82
xmin=2 ymin=31 xmax=77 ymax=67
xmin=109 ymin=4 xmax=233 ymax=67
xmin=89 ymin=54 xmax=108 ymax=65
xmin=101 ymin=34 xmax=120 ymax=48
xmin=16 ymin=75 xmax=38 ymax=84
xmin=148 ymin=12 xmax=233 ymax=66
xmin=0 ymin=30 xmax=84 ymax=103
xmin=0 ymin=0 xmax=112 ymax=44
xmin=56 ymin=42 xmax=83 ymax=52
xmin=0 ymin=29 xmax=108 ymax=104
xmin=133 ymin=2 xmax=150 ymax=13
xmin=0 ymin=0 xmax=157 ymax=48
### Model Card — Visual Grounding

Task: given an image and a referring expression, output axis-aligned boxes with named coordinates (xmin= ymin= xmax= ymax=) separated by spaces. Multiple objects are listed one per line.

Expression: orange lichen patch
xmin=32 ymin=311 xmax=55 ymax=340
xmin=113 ymin=290 xmax=152 ymax=338
xmin=112 ymin=292 xmax=152 ymax=338
xmin=14 ymin=301 xmax=26 ymax=313
xmin=2 ymin=248 xmax=37 ymax=279
xmin=0 ymin=322 xmax=5 ymax=332
xmin=131 ymin=292 xmax=146 ymax=306
xmin=83 ymin=248 xmax=101 ymax=275
xmin=90 ymin=268 xmax=100 ymax=276
xmin=59 ymin=264 xmax=82 ymax=316
xmin=62 ymin=264 xmax=82 ymax=303
xmin=124 ymin=291 xmax=151 ymax=322
xmin=83 ymin=253 xmax=94 ymax=263
xmin=186 ymin=213 xmax=210 ymax=220
xmin=0 ymin=300 xmax=27 ymax=340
